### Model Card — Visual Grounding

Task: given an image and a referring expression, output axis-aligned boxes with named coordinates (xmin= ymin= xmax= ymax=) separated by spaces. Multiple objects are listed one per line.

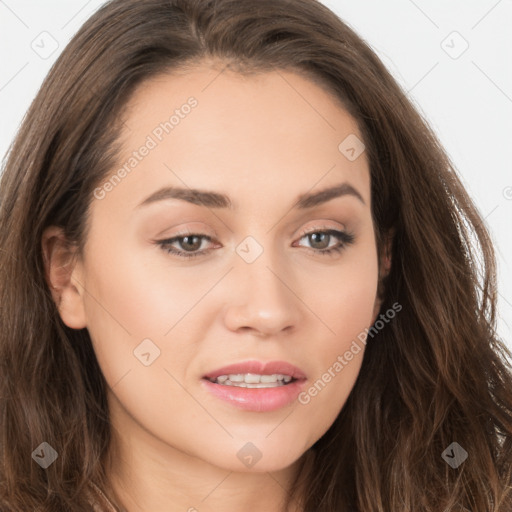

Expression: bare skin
xmin=43 ymin=60 xmax=390 ymax=512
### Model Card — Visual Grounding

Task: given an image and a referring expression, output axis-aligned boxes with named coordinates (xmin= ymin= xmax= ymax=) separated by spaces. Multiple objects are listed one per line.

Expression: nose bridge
xmin=223 ymin=234 xmax=301 ymax=335
xmin=237 ymin=235 xmax=291 ymax=306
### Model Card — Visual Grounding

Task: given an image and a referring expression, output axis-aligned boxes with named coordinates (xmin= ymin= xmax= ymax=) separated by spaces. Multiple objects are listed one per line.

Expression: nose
xmin=222 ymin=250 xmax=302 ymax=337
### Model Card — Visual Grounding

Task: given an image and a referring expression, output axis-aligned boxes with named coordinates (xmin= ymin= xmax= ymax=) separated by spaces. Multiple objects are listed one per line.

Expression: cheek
xmin=83 ymin=231 xmax=196 ymax=336
xmin=81 ymin=229 xmax=219 ymax=395
xmin=310 ymin=238 xmax=380 ymax=346
xmin=81 ymin=243 xmax=203 ymax=437
xmin=298 ymin=240 xmax=379 ymax=418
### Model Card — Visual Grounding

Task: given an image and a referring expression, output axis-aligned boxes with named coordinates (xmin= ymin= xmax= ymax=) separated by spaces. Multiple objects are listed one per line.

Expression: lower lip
xmin=201 ymin=378 xmax=306 ymax=412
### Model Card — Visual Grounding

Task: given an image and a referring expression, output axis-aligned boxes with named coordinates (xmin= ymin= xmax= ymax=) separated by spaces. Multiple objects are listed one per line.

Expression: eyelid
xmin=160 ymin=222 xmax=346 ymax=246
xmin=296 ymin=222 xmax=346 ymax=238
xmin=159 ymin=224 xmax=217 ymax=238
xmin=156 ymin=222 xmax=354 ymax=260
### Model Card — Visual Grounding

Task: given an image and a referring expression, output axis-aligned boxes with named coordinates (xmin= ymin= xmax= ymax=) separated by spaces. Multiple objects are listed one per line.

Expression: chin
xmin=209 ymin=443 xmax=307 ymax=474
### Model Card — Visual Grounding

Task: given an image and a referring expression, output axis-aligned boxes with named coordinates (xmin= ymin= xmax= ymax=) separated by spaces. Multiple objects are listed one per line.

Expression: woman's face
xmin=49 ymin=62 xmax=383 ymax=474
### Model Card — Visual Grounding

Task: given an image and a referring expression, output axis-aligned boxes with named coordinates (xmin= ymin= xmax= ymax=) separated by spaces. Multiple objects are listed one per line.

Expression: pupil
xmin=310 ymin=232 xmax=329 ymax=249
xmin=182 ymin=235 xmax=201 ymax=251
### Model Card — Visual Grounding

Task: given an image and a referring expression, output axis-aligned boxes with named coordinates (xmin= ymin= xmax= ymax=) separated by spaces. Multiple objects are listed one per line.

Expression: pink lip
xmin=201 ymin=360 xmax=307 ymax=412
xmin=202 ymin=360 xmax=307 ymax=380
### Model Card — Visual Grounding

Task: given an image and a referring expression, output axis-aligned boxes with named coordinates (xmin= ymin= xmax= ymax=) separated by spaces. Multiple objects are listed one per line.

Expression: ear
xmin=371 ymin=230 xmax=394 ymax=322
xmin=41 ymin=226 xmax=87 ymax=329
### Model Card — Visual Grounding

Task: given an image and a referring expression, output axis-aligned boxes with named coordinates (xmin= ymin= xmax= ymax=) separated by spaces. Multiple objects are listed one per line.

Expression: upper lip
xmin=203 ymin=360 xmax=307 ymax=380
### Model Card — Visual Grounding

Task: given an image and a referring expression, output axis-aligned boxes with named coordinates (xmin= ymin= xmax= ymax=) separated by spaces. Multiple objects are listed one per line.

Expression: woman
xmin=0 ymin=0 xmax=511 ymax=510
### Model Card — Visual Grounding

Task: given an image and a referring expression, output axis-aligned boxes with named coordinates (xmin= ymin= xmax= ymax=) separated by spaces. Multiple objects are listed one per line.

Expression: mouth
xmin=202 ymin=359 xmax=307 ymax=384
xmin=200 ymin=360 xmax=307 ymax=412
xmin=204 ymin=373 xmax=299 ymax=388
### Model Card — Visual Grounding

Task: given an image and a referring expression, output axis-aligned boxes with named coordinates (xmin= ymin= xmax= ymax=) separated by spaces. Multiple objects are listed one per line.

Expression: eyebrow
xmin=136 ymin=182 xmax=365 ymax=210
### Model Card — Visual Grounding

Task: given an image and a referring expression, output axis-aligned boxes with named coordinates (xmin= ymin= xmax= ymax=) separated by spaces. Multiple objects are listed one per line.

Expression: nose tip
xmin=222 ymin=261 xmax=301 ymax=337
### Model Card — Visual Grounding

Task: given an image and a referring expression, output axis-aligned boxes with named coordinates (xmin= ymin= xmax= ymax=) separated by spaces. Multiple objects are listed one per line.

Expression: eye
xmin=157 ymin=233 xmax=214 ymax=259
xmin=156 ymin=228 xmax=355 ymax=259
xmin=294 ymin=229 xmax=355 ymax=256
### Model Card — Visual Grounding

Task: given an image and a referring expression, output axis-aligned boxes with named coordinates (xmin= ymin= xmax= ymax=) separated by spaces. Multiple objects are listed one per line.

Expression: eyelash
xmin=156 ymin=229 xmax=355 ymax=259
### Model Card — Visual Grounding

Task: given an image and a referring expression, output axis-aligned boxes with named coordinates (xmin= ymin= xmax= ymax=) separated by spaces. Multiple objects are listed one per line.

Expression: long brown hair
xmin=1 ymin=0 xmax=511 ymax=510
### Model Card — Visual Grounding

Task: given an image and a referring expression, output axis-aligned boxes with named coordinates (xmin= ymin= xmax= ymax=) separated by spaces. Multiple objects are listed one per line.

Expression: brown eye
xmin=307 ymin=232 xmax=331 ymax=250
xmin=295 ymin=229 xmax=355 ymax=256
xmin=157 ymin=234 xmax=213 ymax=259
xmin=179 ymin=235 xmax=203 ymax=252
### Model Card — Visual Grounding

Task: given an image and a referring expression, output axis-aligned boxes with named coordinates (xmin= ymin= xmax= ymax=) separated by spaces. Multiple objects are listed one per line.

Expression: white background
xmin=1 ymin=0 xmax=511 ymax=350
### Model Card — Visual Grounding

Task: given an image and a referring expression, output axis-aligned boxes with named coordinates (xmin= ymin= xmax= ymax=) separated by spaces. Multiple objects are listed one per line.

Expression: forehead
xmin=96 ymin=63 xmax=370 ymax=215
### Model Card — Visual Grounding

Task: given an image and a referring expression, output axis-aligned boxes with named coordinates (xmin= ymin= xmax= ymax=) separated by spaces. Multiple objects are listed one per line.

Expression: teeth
xmin=210 ymin=373 xmax=294 ymax=387
xmin=260 ymin=374 xmax=278 ymax=383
